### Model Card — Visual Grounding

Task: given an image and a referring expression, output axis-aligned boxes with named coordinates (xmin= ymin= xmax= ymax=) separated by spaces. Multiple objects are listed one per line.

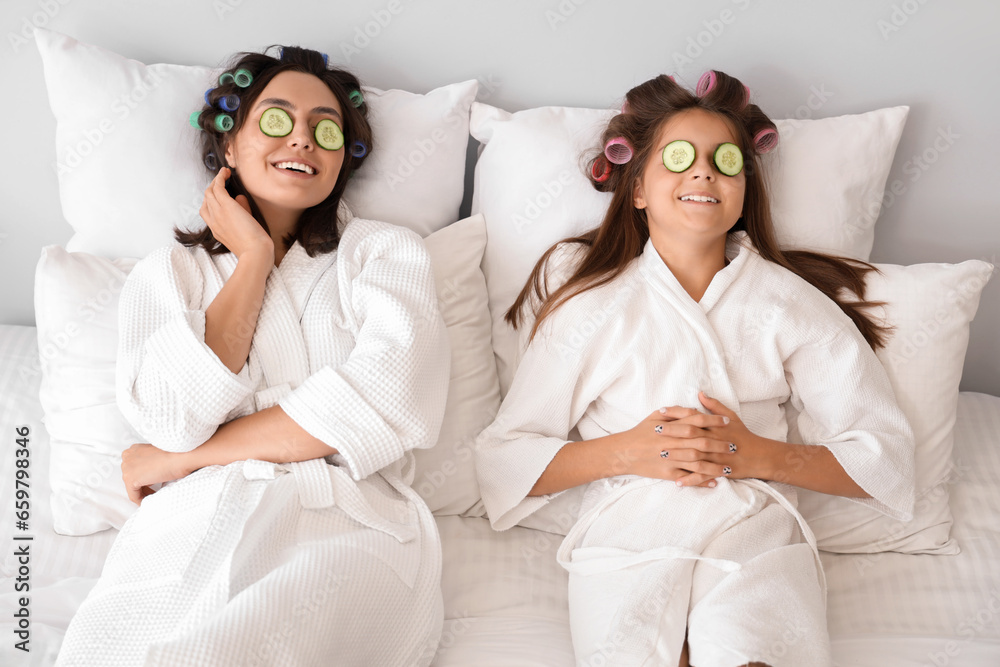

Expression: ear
xmin=223 ymin=141 xmax=237 ymax=170
xmin=633 ymin=178 xmax=647 ymax=209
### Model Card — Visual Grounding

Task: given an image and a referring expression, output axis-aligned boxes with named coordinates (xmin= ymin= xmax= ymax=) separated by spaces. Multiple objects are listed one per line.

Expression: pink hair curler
xmin=753 ymin=128 xmax=779 ymax=154
xmin=604 ymin=137 xmax=633 ymax=164
xmin=591 ymin=156 xmax=611 ymax=183
xmin=621 ymin=100 xmax=629 ymax=114
xmin=696 ymin=71 xmax=717 ymax=97
xmin=742 ymin=84 xmax=751 ymax=109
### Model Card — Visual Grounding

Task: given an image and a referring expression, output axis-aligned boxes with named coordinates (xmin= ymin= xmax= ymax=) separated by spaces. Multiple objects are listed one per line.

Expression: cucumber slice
xmin=259 ymin=107 xmax=292 ymax=137
xmin=713 ymin=143 xmax=744 ymax=176
xmin=314 ymin=119 xmax=344 ymax=151
xmin=663 ymin=140 xmax=695 ymax=172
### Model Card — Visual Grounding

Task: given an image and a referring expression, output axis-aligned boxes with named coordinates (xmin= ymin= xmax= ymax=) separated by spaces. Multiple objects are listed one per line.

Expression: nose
xmin=688 ymin=151 xmax=715 ymax=180
xmin=286 ymin=120 xmax=314 ymax=150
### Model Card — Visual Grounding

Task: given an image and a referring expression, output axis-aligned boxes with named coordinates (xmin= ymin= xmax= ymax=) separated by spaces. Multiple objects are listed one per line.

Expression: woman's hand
xmin=200 ymin=167 xmax=274 ymax=261
xmin=121 ymin=443 xmax=189 ymax=505
xmin=616 ymin=404 xmax=734 ymax=487
xmin=668 ymin=391 xmax=771 ymax=487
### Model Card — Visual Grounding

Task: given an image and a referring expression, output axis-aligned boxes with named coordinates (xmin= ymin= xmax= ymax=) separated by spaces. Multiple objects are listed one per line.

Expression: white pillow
xmin=796 ymin=259 xmax=994 ymax=554
xmin=34 ymin=247 xmax=139 ymax=534
xmin=34 ymin=216 xmax=500 ymax=533
xmin=35 ymin=28 xmax=477 ymax=257
xmin=412 ymin=215 xmax=500 ymax=516
xmin=469 ymin=102 xmax=909 ymax=395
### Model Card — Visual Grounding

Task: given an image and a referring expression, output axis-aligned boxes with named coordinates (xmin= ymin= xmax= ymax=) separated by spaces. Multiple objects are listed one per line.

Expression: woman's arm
xmin=121 ymin=406 xmax=337 ymax=504
xmin=200 ymin=167 xmax=275 ymax=374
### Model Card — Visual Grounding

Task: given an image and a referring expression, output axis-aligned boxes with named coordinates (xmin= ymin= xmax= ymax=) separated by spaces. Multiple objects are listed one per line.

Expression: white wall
xmin=2 ymin=0 xmax=997 ymax=394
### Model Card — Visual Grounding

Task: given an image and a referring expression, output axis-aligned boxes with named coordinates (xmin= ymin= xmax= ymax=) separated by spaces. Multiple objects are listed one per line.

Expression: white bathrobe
xmin=476 ymin=232 xmax=915 ymax=667
xmin=57 ymin=218 xmax=450 ymax=667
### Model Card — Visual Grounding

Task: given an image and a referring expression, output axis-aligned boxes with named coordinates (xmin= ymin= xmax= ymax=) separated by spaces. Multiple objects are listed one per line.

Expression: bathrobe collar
xmin=638 ymin=231 xmax=754 ymax=312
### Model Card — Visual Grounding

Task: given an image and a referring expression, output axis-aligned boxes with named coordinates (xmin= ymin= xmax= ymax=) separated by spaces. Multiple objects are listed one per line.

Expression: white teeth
xmin=680 ymin=195 xmax=719 ymax=203
xmin=275 ymin=161 xmax=315 ymax=175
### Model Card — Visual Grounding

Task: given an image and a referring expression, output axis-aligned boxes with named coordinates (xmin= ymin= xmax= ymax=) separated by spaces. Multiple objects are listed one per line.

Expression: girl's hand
xmin=121 ymin=443 xmax=188 ymax=505
xmin=200 ymin=167 xmax=274 ymax=261
xmin=615 ymin=405 xmax=733 ymax=486
xmin=668 ymin=391 xmax=770 ymax=488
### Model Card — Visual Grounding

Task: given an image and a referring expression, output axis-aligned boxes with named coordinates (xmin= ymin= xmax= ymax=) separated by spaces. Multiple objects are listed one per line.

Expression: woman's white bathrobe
xmin=476 ymin=232 xmax=915 ymax=667
xmin=57 ymin=218 xmax=450 ymax=667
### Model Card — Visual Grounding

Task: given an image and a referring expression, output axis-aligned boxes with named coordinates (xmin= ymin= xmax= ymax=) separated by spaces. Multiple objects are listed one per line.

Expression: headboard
xmin=4 ymin=0 xmax=997 ymax=395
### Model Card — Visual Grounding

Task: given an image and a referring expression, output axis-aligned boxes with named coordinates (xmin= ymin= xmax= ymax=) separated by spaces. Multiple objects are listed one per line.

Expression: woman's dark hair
xmin=507 ymin=71 xmax=889 ymax=349
xmin=176 ymin=46 xmax=372 ymax=256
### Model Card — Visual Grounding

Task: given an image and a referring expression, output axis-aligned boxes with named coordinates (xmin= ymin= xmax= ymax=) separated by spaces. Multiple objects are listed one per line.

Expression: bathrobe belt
xmin=557 ymin=477 xmax=826 ymax=593
xmin=239 ymin=384 xmax=418 ymax=545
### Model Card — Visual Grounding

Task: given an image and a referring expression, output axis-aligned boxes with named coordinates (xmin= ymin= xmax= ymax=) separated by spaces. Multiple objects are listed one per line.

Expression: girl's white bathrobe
xmin=476 ymin=232 xmax=915 ymax=667
xmin=57 ymin=218 xmax=450 ymax=667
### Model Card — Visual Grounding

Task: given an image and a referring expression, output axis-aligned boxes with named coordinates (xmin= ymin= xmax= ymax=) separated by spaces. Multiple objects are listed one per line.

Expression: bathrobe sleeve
xmin=116 ymin=246 xmax=257 ymax=453
xmin=476 ymin=291 xmax=620 ymax=532
xmin=279 ymin=219 xmax=450 ymax=481
xmin=784 ymin=320 xmax=916 ymax=521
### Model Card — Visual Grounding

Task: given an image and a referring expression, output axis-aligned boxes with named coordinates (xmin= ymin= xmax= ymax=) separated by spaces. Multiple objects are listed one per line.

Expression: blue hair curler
xmin=234 ymin=68 xmax=253 ymax=88
xmin=350 ymin=140 xmax=368 ymax=158
xmin=214 ymin=114 xmax=234 ymax=132
xmin=321 ymin=53 xmax=329 ymax=67
xmin=204 ymin=152 xmax=219 ymax=171
xmin=204 ymin=88 xmax=213 ymax=105
xmin=189 ymin=111 xmax=202 ymax=129
xmin=349 ymin=90 xmax=364 ymax=108
xmin=218 ymin=72 xmax=235 ymax=86
xmin=219 ymin=94 xmax=240 ymax=112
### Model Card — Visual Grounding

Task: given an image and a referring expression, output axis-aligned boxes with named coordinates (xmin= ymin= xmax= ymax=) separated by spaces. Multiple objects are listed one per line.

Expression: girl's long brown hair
xmin=506 ymin=72 xmax=889 ymax=349
xmin=176 ymin=46 xmax=373 ymax=257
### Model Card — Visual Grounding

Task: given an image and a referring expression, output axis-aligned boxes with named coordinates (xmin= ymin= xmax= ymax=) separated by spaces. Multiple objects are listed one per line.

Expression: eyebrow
xmin=254 ymin=97 xmax=342 ymax=121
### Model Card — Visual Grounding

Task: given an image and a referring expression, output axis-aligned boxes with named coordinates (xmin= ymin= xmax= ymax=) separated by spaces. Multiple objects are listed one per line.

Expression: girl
xmin=475 ymin=72 xmax=915 ymax=667
xmin=57 ymin=47 xmax=449 ymax=666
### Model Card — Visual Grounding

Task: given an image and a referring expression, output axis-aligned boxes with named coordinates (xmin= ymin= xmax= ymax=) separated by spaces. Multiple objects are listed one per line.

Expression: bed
xmin=2 ymin=325 xmax=1000 ymax=665
xmin=3 ymin=16 xmax=999 ymax=667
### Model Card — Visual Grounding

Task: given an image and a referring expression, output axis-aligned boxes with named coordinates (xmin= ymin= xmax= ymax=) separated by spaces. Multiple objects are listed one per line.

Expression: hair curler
xmin=604 ymin=137 xmax=634 ymax=165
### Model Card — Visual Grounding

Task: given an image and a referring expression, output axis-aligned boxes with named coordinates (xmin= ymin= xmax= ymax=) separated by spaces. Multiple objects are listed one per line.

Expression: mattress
xmin=1 ymin=323 xmax=998 ymax=666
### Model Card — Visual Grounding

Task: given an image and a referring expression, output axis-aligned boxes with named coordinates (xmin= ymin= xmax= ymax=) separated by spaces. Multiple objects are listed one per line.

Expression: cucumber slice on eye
xmin=713 ymin=143 xmax=744 ymax=176
xmin=259 ymin=107 xmax=293 ymax=137
xmin=663 ymin=140 xmax=696 ymax=172
xmin=314 ymin=119 xmax=344 ymax=151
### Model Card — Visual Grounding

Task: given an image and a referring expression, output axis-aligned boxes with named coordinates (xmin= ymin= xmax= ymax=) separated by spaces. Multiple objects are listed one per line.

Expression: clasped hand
xmin=618 ymin=391 xmax=764 ymax=488
xmin=121 ymin=443 xmax=186 ymax=505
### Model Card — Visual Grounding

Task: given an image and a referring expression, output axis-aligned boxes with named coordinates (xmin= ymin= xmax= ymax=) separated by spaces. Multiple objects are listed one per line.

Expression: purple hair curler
xmin=218 ymin=72 xmax=235 ymax=86
xmin=350 ymin=140 xmax=368 ymax=158
xmin=591 ymin=156 xmax=611 ymax=183
xmin=696 ymin=71 xmax=717 ymax=97
xmin=233 ymin=68 xmax=253 ymax=88
xmin=214 ymin=114 xmax=234 ymax=132
xmin=604 ymin=137 xmax=633 ymax=165
xmin=189 ymin=111 xmax=202 ymax=129
xmin=219 ymin=94 xmax=240 ymax=112
xmin=753 ymin=128 xmax=779 ymax=154
xmin=349 ymin=90 xmax=364 ymax=108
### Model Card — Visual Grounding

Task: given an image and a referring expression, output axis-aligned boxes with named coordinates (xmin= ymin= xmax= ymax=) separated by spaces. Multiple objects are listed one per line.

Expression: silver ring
xmin=723 ymin=466 xmax=732 ymax=475
xmin=729 ymin=443 xmax=737 ymax=453
xmin=660 ymin=450 xmax=669 ymax=459
xmin=654 ymin=424 xmax=663 ymax=434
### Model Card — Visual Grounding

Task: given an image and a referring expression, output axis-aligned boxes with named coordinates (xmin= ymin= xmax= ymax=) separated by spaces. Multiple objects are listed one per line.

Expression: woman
xmin=57 ymin=47 xmax=449 ymax=666
xmin=475 ymin=72 xmax=915 ymax=667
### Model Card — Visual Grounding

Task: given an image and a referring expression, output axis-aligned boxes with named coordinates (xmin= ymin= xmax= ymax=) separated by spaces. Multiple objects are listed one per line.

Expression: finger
xmin=656 ymin=406 xmax=701 ymax=422
xmin=126 ymin=481 xmax=141 ymax=505
xmin=698 ymin=391 xmax=737 ymax=419
xmin=675 ymin=472 xmax=719 ymax=488
xmin=660 ymin=434 xmax=733 ymax=455
xmin=671 ymin=413 xmax=730 ymax=429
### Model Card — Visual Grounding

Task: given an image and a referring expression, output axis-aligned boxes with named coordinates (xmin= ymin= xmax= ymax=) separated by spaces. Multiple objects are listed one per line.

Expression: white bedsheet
xmin=2 ymin=324 xmax=999 ymax=666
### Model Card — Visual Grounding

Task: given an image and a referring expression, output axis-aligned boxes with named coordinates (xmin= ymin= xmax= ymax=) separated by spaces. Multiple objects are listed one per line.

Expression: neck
xmin=648 ymin=228 xmax=728 ymax=302
xmin=257 ymin=202 xmax=302 ymax=266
